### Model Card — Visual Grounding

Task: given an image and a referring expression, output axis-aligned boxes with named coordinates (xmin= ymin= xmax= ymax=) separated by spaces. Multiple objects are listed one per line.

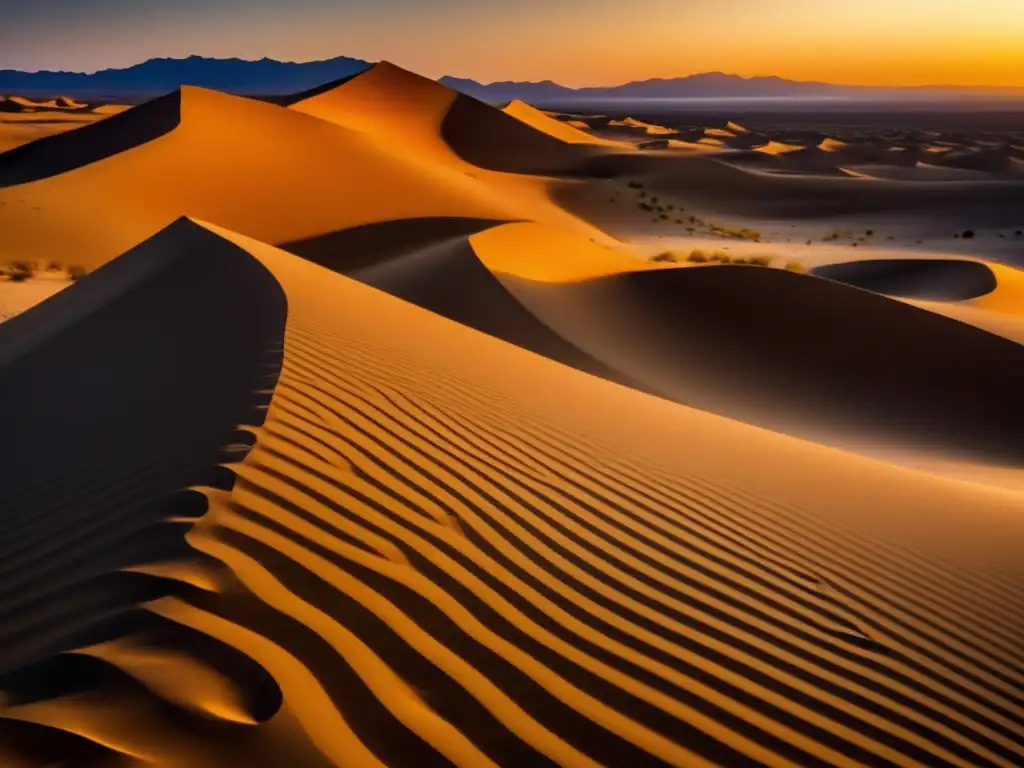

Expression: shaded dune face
xmin=814 ymin=259 xmax=999 ymax=301
xmin=494 ymin=265 xmax=1024 ymax=467
xmin=0 ymin=91 xmax=182 ymax=187
xmin=0 ymin=220 xmax=289 ymax=765
xmin=283 ymin=216 xmax=507 ymax=275
xmin=351 ymin=232 xmax=631 ymax=387
xmin=441 ymin=93 xmax=603 ymax=176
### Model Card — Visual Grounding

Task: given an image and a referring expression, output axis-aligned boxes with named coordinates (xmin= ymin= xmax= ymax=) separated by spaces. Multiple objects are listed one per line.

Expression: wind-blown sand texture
xmin=1 ymin=62 xmax=1023 ymax=767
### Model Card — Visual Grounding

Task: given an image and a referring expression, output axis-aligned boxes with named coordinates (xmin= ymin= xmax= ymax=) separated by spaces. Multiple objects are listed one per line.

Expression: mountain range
xmin=2 ymin=55 xmax=1022 ymax=102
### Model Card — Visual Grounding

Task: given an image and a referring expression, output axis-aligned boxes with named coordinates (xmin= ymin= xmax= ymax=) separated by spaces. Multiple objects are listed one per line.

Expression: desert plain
xmin=1 ymin=62 xmax=1023 ymax=767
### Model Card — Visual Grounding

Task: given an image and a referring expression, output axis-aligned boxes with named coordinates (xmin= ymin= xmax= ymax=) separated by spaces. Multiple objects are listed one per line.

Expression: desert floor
xmin=1 ymin=65 xmax=1023 ymax=767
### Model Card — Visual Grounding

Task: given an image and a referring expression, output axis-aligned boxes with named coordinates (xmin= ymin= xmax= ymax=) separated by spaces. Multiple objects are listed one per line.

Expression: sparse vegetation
xmin=708 ymin=224 xmax=761 ymax=242
xmin=6 ymin=261 xmax=34 ymax=281
xmin=68 ymin=266 xmax=88 ymax=281
xmin=785 ymin=260 xmax=807 ymax=273
xmin=1015 ymin=230 xmax=1023 ymax=237
xmin=962 ymin=229 xmax=976 ymax=239
xmin=749 ymin=255 xmax=774 ymax=267
xmin=865 ymin=229 xmax=874 ymax=237
xmin=651 ymin=251 xmax=678 ymax=263
xmin=687 ymin=249 xmax=708 ymax=263
xmin=638 ymin=202 xmax=653 ymax=212
xmin=627 ymin=181 xmax=644 ymax=189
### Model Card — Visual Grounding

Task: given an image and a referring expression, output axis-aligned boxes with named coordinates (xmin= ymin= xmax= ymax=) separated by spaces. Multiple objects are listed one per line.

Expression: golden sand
xmin=1 ymin=63 xmax=1023 ymax=767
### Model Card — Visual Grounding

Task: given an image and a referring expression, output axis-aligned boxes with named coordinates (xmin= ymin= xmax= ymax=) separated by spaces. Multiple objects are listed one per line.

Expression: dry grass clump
xmin=785 ymin=260 xmax=807 ymax=273
xmin=709 ymin=224 xmax=762 ymax=242
xmin=3 ymin=261 xmax=34 ymax=282
xmin=650 ymin=251 xmax=679 ymax=263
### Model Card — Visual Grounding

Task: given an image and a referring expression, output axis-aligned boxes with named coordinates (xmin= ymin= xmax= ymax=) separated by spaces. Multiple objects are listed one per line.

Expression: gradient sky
xmin=1 ymin=0 xmax=1022 ymax=87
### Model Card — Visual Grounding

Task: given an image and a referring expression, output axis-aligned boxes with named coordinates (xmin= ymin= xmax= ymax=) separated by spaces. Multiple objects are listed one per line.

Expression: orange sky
xmin=1 ymin=0 xmax=1022 ymax=87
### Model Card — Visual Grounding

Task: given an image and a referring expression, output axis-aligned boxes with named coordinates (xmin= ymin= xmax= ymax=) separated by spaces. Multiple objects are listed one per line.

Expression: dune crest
xmin=501 ymin=100 xmax=627 ymax=147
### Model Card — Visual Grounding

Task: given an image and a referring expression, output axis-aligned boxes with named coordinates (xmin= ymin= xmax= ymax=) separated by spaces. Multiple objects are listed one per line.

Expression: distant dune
xmin=501 ymin=100 xmax=627 ymax=147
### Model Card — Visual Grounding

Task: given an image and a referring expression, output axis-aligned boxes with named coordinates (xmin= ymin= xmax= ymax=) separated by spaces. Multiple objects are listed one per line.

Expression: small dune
xmin=501 ymin=100 xmax=627 ymax=147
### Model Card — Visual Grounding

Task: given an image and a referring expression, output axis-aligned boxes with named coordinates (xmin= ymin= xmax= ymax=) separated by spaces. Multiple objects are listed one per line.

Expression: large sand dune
xmin=0 ymin=67 xmax=611 ymax=269
xmin=3 ymin=219 xmax=1023 ymax=766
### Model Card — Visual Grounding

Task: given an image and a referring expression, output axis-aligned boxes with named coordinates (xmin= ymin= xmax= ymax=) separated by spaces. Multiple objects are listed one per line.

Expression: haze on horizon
xmin=0 ymin=0 xmax=1022 ymax=88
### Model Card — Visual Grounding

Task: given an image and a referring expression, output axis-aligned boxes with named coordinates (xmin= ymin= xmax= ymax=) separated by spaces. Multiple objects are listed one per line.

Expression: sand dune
xmin=0 ymin=80 xmax=608 ymax=269
xmin=3 ymin=219 xmax=1023 ymax=766
xmin=501 ymin=100 xmax=627 ymax=147
xmin=290 ymin=62 xmax=612 ymax=177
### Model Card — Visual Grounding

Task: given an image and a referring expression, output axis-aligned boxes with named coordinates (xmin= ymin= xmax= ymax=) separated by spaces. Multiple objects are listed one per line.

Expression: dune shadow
xmin=282 ymin=216 xmax=509 ymax=275
xmin=441 ymin=93 xmax=607 ymax=176
xmin=0 ymin=90 xmax=180 ymax=187
xmin=0 ymin=218 xmax=286 ymax=684
xmin=504 ymin=265 xmax=1024 ymax=466
xmin=813 ymin=259 xmax=998 ymax=301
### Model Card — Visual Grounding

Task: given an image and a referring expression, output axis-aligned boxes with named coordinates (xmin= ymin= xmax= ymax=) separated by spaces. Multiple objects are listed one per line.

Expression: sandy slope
xmin=3 ymin=219 xmax=1023 ymax=767
xmin=2 ymin=66 xmax=1023 ymax=768
xmin=0 ymin=67 xmax=611 ymax=269
xmin=0 ymin=278 xmax=70 ymax=322
xmin=501 ymin=101 xmax=628 ymax=148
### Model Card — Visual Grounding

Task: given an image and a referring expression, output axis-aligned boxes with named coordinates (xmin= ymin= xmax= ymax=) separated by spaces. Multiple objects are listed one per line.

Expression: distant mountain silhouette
xmin=2 ymin=56 xmax=1021 ymax=102
xmin=440 ymin=72 xmax=1024 ymax=103
xmin=0 ymin=55 xmax=371 ymax=98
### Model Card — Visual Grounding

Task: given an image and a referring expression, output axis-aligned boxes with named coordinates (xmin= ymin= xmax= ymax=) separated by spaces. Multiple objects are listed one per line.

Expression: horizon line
xmin=2 ymin=54 xmax=1023 ymax=92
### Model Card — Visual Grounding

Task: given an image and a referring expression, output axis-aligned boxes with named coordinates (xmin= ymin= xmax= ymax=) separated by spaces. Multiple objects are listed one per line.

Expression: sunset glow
xmin=1 ymin=0 xmax=1021 ymax=87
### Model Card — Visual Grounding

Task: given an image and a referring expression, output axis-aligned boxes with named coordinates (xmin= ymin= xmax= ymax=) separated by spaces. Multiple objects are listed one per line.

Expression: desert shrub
xmin=785 ymin=260 xmax=807 ymax=273
xmin=638 ymin=202 xmax=653 ymax=212
xmin=45 ymin=260 xmax=63 ymax=272
xmin=1015 ymin=230 xmax=1023 ymax=237
xmin=68 ymin=266 xmax=88 ymax=281
xmin=749 ymin=255 xmax=774 ymax=267
xmin=675 ymin=219 xmax=684 ymax=224
xmin=865 ymin=229 xmax=874 ymax=236
xmin=688 ymin=249 xmax=708 ymax=262
xmin=659 ymin=213 xmax=668 ymax=220
xmin=8 ymin=261 xmax=33 ymax=280
xmin=627 ymin=181 xmax=643 ymax=189
xmin=962 ymin=229 xmax=976 ymax=239
xmin=712 ymin=251 xmax=731 ymax=263
xmin=651 ymin=251 xmax=678 ymax=263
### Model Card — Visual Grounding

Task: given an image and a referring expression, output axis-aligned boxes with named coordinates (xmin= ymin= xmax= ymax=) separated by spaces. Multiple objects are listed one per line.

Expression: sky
xmin=1 ymin=0 xmax=1022 ymax=87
